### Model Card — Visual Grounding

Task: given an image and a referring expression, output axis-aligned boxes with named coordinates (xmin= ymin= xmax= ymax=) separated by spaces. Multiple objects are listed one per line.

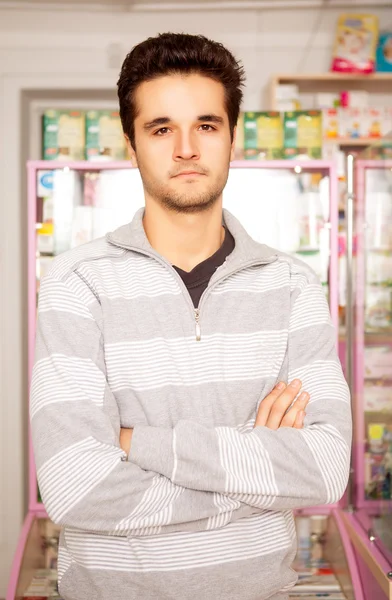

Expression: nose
xmin=173 ymin=130 xmax=200 ymax=162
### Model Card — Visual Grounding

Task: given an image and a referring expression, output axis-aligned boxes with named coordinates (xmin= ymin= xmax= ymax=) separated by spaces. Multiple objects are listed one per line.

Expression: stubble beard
xmin=138 ymin=161 xmax=229 ymax=215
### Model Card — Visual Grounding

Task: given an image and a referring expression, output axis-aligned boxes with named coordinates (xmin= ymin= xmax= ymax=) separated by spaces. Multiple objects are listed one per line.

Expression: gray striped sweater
xmin=31 ymin=208 xmax=352 ymax=600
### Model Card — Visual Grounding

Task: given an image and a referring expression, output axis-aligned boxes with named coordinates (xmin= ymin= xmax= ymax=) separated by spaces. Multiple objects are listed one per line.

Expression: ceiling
xmin=0 ymin=0 xmax=390 ymax=10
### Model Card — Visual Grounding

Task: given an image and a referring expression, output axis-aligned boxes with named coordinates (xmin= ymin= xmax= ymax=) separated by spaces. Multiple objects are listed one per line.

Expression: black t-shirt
xmin=173 ymin=227 xmax=235 ymax=308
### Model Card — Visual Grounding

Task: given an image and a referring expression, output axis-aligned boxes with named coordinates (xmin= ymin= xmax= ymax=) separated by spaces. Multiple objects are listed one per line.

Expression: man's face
xmin=128 ymin=74 xmax=236 ymax=214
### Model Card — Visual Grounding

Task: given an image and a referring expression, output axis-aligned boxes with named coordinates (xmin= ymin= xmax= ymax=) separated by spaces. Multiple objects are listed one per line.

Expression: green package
xmin=43 ymin=110 xmax=85 ymax=161
xmin=244 ymin=112 xmax=283 ymax=160
xmin=283 ymin=110 xmax=322 ymax=159
xmin=86 ymin=110 xmax=127 ymax=161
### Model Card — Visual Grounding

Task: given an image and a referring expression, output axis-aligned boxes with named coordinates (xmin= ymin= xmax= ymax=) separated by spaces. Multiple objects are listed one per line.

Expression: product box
xmin=283 ymin=110 xmax=322 ymax=159
xmin=337 ymin=107 xmax=366 ymax=139
xmin=376 ymin=32 xmax=392 ymax=72
xmin=315 ymin=93 xmax=340 ymax=109
xmin=364 ymin=107 xmax=391 ymax=138
xmin=244 ymin=111 xmax=283 ymax=160
xmin=42 ymin=110 xmax=85 ymax=161
xmin=340 ymin=90 xmax=369 ymax=108
xmin=37 ymin=170 xmax=54 ymax=198
xmin=364 ymin=346 xmax=392 ymax=380
xmin=85 ymin=110 xmax=127 ymax=161
xmin=322 ymin=109 xmax=339 ymax=139
xmin=365 ymin=285 xmax=392 ymax=329
xmin=276 ymin=84 xmax=300 ymax=112
xmin=331 ymin=13 xmax=379 ymax=74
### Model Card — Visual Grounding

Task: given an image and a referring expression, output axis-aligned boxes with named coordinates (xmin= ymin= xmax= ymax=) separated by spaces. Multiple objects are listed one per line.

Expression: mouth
xmin=173 ymin=171 xmax=205 ymax=178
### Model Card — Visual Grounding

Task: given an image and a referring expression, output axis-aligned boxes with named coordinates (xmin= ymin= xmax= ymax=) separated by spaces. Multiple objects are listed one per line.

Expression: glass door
xmin=353 ymin=137 xmax=392 ymax=565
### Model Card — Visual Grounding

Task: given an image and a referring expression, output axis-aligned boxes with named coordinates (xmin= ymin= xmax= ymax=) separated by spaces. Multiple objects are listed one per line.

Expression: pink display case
xmin=7 ymin=159 xmax=362 ymax=599
xmin=341 ymin=152 xmax=392 ymax=600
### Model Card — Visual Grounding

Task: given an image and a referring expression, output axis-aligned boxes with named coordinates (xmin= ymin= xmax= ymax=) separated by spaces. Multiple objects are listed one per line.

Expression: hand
xmin=254 ymin=379 xmax=309 ymax=430
xmin=120 ymin=427 xmax=133 ymax=455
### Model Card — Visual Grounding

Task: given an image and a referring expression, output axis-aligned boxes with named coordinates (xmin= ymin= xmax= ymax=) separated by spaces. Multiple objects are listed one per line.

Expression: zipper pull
xmin=194 ymin=309 xmax=201 ymax=341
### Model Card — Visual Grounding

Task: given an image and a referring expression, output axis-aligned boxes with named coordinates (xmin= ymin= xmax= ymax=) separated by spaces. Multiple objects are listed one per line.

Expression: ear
xmin=125 ymin=134 xmax=138 ymax=168
xmin=230 ymin=126 xmax=237 ymax=162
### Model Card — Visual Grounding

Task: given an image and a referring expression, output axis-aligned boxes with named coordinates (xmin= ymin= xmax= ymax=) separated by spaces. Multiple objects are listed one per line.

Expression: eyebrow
xmin=143 ymin=114 xmax=225 ymax=131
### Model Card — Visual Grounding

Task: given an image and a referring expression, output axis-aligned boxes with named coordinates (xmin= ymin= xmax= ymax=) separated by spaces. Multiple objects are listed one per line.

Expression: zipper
xmin=107 ymin=237 xmax=277 ymax=342
xmin=194 ymin=309 xmax=201 ymax=342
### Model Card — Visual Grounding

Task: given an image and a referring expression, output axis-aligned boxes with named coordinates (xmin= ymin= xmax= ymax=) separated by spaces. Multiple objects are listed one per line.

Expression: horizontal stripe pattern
xmin=300 ymin=424 xmax=350 ymax=504
xmin=115 ymin=475 xmax=184 ymax=536
xmin=211 ymin=261 xmax=288 ymax=295
xmin=105 ymin=331 xmax=287 ymax=392
xmin=206 ymin=493 xmax=241 ymax=530
xmin=37 ymin=437 xmax=125 ymax=523
xmin=289 ymin=360 xmax=350 ymax=406
xmin=57 ymin=543 xmax=73 ymax=584
xmin=48 ymin=237 xmax=126 ymax=280
xmin=289 ymin=283 xmax=332 ymax=331
xmin=30 ymin=354 xmax=106 ymax=418
xmin=65 ymin=511 xmax=291 ymax=572
xmin=30 ymin=208 xmax=351 ymax=597
xmin=78 ymin=255 xmax=182 ymax=300
xmin=217 ymin=427 xmax=278 ymax=508
xmin=38 ymin=279 xmax=94 ymax=320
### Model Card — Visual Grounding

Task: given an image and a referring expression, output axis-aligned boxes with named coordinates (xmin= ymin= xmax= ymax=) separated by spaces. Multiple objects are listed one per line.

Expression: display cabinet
xmin=342 ymin=145 xmax=392 ymax=600
xmin=7 ymin=159 xmax=363 ymax=599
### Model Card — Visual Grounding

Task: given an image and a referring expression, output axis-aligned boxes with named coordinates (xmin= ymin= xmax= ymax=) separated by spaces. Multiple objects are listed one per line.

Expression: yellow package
xmin=331 ymin=13 xmax=379 ymax=74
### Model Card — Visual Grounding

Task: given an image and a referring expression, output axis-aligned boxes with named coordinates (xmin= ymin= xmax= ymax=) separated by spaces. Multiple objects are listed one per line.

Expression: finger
xmin=293 ymin=410 xmax=305 ymax=429
xmin=265 ymin=379 xmax=303 ymax=430
xmin=280 ymin=392 xmax=309 ymax=428
xmin=255 ymin=382 xmax=287 ymax=427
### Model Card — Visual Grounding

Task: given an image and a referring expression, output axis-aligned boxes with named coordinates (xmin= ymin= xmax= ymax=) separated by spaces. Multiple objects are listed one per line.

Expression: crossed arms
xmin=30 ymin=271 xmax=352 ymax=536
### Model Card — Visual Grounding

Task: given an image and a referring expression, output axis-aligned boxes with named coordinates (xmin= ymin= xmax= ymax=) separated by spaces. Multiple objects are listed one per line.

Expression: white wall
xmin=0 ymin=3 xmax=391 ymax=595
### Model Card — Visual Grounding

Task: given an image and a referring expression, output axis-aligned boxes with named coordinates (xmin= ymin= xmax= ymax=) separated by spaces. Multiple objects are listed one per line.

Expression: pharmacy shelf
xmin=324 ymin=137 xmax=386 ymax=147
xmin=274 ymin=73 xmax=392 ymax=83
xmin=270 ymin=73 xmax=392 ymax=110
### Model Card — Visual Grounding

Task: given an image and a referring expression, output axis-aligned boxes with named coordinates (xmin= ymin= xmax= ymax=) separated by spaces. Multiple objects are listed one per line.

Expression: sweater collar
xmin=106 ymin=207 xmax=278 ymax=271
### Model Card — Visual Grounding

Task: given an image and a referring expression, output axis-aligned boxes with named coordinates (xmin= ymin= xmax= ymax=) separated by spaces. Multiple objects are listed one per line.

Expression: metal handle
xmin=345 ymin=154 xmax=355 ymax=509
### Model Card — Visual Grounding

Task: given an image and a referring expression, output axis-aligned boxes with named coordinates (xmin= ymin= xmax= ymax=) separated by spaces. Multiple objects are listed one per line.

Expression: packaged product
xmin=244 ymin=112 xmax=283 ymax=160
xmin=376 ymin=32 xmax=392 ymax=72
xmin=331 ymin=13 xmax=379 ymax=74
xmin=365 ymin=285 xmax=392 ymax=329
xmin=314 ymin=93 xmax=340 ymax=109
xmin=283 ymin=111 xmax=322 ymax=159
xmin=337 ymin=107 xmax=365 ymax=139
xmin=322 ymin=109 xmax=339 ymax=139
xmin=363 ymin=107 xmax=392 ymax=138
xmin=42 ymin=110 xmax=85 ymax=161
xmin=365 ymin=346 xmax=392 ymax=380
xmin=340 ymin=90 xmax=369 ymax=108
xmin=275 ymin=84 xmax=300 ymax=111
xmin=37 ymin=170 xmax=54 ymax=198
xmin=85 ymin=110 xmax=127 ymax=161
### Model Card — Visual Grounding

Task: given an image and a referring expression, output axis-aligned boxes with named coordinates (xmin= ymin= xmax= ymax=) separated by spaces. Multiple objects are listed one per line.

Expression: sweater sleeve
xmin=30 ymin=271 xmax=261 ymax=536
xmin=129 ymin=275 xmax=352 ymax=511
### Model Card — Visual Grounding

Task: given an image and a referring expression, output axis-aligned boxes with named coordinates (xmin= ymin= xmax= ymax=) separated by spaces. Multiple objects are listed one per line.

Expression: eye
xmin=199 ymin=124 xmax=216 ymax=132
xmin=154 ymin=127 xmax=171 ymax=136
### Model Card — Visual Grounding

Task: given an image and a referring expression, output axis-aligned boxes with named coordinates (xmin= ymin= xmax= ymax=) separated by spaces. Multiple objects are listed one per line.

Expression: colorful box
xmin=85 ymin=110 xmax=127 ymax=161
xmin=331 ymin=13 xmax=379 ymax=74
xmin=338 ymin=107 xmax=365 ymax=139
xmin=42 ymin=110 xmax=85 ymax=161
xmin=283 ymin=110 xmax=322 ymax=159
xmin=244 ymin=112 xmax=283 ymax=160
xmin=323 ymin=109 xmax=339 ymax=139
xmin=376 ymin=32 xmax=392 ymax=72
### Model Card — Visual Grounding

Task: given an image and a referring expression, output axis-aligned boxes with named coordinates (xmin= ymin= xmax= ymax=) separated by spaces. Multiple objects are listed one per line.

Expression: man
xmin=31 ymin=33 xmax=351 ymax=600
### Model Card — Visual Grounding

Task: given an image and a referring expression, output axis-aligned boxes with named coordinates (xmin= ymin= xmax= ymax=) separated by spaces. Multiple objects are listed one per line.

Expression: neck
xmin=143 ymin=198 xmax=225 ymax=272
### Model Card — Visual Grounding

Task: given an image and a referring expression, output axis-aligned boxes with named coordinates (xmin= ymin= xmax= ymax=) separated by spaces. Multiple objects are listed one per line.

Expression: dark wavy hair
xmin=117 ymin=32 xmax=245 ymax=149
